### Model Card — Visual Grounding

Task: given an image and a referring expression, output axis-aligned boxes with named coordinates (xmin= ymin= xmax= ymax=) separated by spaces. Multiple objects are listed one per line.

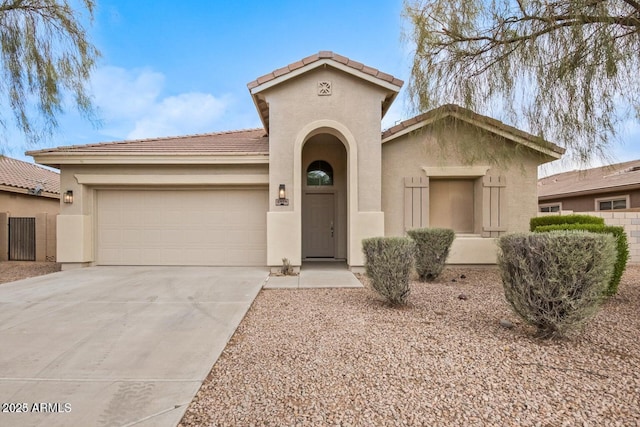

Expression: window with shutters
xmin=404 ymin=174 xmax=506 ymax=237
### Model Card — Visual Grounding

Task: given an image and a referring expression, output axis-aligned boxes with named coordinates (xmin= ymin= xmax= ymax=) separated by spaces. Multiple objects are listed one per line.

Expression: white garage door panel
xmin=97 ymin=189 xmax=267 ymax=266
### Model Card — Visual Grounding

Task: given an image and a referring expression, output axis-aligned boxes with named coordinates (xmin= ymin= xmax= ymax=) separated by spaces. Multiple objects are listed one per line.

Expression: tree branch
xmin=620 ymin=0 xmax=640 ymax=13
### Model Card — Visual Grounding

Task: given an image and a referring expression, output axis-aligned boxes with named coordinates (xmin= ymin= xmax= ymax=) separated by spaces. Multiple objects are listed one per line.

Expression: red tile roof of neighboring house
xmin=27 ymin=128 xmax=269 ymax=155
xmin=382 ymin=104 xmax=565 ymax=157
xmin=538 ymin=159 xmax=640 ymax=199
xmin=0 ymin=155 xmax=60 ymax=195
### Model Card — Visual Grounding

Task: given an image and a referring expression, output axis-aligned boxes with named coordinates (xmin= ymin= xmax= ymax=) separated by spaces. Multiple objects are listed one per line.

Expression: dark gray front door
xmin=303 ymin=193 xmax=335 ymax=258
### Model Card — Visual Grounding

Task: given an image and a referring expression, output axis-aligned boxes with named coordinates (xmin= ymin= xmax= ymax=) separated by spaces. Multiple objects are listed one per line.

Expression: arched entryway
xmin=302 ymin=134 xmax=347 ymax=260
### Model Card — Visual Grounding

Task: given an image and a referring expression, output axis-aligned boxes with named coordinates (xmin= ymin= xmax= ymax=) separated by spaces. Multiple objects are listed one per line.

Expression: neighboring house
xmin=0 ymin=155 xmax=60 ymax=261
xmin=538 ymin=160 xmax=640 ymax=212
xmin=28 ymin=51 xmax=564 ymax=271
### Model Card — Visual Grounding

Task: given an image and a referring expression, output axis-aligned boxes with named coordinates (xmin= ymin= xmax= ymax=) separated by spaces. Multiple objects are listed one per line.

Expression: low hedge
xmin=534 ymin=223 xmax=628 ymax=296
xmin=530 ymin=214 xmax=605 ymax=231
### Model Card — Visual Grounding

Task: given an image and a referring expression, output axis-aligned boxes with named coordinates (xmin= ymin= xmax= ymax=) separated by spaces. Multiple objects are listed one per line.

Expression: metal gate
xmin=9 ymin=217 xmax=36 ymax=261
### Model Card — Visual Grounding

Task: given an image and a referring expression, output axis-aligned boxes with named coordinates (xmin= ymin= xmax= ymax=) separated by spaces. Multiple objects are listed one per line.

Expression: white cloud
xmin=92 ymin=66 xmax=164 ymax=120
xmin=127 ymin=92 xmax=229 ymax=139
xmin=89 ymin=66 xmax=233 ymax=140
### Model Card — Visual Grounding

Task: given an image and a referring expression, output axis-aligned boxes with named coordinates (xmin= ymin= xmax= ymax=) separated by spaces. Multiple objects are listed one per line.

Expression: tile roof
xmin=247 ymin=51 xmax=403 ymax=132
xmin=0 ymin=155 xmax=60 ymax=195
xmin=247 ymin=51 xmax=404 ymax=90
xmin=538 ymin=159 xmax=640 ymax=199
xmin=382 ymin=104 xmax=565 ymax=157
xmin=27 ymin=128 xmax=269 ymax=155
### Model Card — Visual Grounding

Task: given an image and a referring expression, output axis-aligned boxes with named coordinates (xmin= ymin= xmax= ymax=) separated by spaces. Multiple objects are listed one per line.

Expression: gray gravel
xmin=180 ymin=266 xmax=640 ymax=426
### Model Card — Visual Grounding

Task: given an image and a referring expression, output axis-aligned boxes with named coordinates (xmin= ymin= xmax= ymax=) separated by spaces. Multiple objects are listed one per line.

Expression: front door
xmin=303 ymin=193 xmax=335 ymax=258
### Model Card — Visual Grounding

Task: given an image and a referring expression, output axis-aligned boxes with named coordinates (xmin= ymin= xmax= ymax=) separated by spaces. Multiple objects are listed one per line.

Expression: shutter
xmin=404 ymin=177 xmax=429 ymax=232
xmin=482 ymin=175 xmax=507 ymax=237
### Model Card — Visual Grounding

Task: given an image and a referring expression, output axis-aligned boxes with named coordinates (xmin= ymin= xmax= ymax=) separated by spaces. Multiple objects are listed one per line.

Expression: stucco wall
xmin=0 ymin=191 xmax=59 ymax=217
xmin=382 ymin=122 xmax=542 ymax=263
xmin=0 ymin=191 xmax=59 ymax=261
xmin=264 ymin=67 xmax=388 ymax=213
xmin=262 ymin=67 xmax=390 ymax=267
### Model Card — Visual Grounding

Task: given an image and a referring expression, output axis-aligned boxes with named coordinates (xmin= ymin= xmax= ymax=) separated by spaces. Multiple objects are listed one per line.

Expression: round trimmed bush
xmin=498 ymin=231 xmax=616 ymax=338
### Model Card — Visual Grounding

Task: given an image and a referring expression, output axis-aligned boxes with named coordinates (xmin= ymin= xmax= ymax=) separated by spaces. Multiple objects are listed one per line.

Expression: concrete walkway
xmin=264 ymin=261 xmax=363 ymax=289
xmin=0 ymin=266 xmax=267 ymax=427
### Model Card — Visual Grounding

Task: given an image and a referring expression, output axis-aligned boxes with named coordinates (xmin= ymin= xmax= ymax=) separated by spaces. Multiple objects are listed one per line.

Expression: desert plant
xmin=362 ymin=237 xmax=416 ymax=305
xmin=407 ymin=228 xmax=455 ymax=281
xmin=498 ymin=231 xmax=616 ymax=338
xmin=529 ymin=214 xmax=604 ymax=231
xmin=281 ymin=258 xmax=294 ymax=276
xmin=534 ymin=224 xmax=629 ymax=296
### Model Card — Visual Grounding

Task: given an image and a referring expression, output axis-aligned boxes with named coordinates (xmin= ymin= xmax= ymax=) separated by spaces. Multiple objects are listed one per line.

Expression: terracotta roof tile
xmin=361 ymin=65 xmax=378 ymax=76
xmin=247 ymin=51 xmax=403 ymax=91
xmin=302 ymin=53 xmax=319 ymax=64
xmin=273 ymin=66 xmax=290 ymax=78
xmin=256 ymin=74 xmax=272 ymax=85
xmin=332 ymin=53 xmax=349 ymax=65
xmin=288 ymin=60 xmax=305 ymax=71
xmin=27 ymin=129 xmax=269 ymax=156
xmin=0 ymin=155 xmax=60 ymax=194
xmin=538 ymin=160 xmax=640 ymax=198
xmin=376 ymin=71 xmax=395 ymax=83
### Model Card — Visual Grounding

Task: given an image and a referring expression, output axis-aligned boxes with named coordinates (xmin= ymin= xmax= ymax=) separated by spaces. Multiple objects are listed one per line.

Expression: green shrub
xmin=529 ymin=214 xmax=605 ymax=231
xmin=534 ymin=224 xmax=629 ymax=296
xmin=407 ymin=228 xmax=455 ymax=281
xmin=362 ymin=237 xmax=416 ymax=305
xmin=498 ymin=231 xmax=616 ymax=338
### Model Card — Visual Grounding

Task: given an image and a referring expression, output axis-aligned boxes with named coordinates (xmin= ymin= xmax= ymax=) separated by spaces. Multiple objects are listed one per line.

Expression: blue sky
xmin=3 ymin=0 xmax=639 ymax=175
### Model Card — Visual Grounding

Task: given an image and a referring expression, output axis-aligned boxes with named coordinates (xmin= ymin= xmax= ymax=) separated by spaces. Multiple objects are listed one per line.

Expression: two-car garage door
xmin=96 ymin=189 xmax=267 ymax=266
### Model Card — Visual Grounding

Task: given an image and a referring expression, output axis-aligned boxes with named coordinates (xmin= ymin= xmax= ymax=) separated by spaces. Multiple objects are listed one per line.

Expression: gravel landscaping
xmin=0 ymin=261 xmax=61 ymax=284
xmin=180 ymin=266 xmax=640 ymax=426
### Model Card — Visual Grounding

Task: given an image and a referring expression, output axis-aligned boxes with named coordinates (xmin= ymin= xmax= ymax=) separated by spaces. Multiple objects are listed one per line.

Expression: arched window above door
xmin=307 ymin=160 xmax=333 ymax=186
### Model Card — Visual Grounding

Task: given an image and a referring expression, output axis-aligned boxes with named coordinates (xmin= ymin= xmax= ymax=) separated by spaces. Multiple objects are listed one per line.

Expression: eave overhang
xmin=538 ymin=183 xmax=640 ymax=201
xmin=29 ymin=152 xmax=269 ymax=169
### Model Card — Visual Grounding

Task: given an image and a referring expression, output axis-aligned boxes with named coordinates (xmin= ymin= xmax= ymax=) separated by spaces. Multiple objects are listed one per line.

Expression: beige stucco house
xmin=28 ymin=51 xmax=564 ymax=271
xmin=0 ymin=156 xmax=59 ymax=261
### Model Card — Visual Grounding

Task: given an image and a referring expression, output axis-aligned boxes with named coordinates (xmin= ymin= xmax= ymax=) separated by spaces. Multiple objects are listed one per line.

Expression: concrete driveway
xmin=0 ymin=266 xmax=267 ymax=427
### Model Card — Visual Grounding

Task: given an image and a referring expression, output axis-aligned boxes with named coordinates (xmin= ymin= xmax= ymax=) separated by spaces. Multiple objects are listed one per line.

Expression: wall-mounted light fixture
xmin=276 ymin=184 xmax=289 ymax=206
xmin=63 ymin=190 xmax=74 ymax=204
